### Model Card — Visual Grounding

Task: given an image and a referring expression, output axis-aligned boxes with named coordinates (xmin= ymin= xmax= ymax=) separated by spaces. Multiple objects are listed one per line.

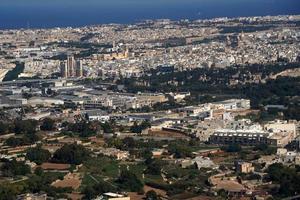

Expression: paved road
xmin=0 ymin=78 xmax=82 ymax=85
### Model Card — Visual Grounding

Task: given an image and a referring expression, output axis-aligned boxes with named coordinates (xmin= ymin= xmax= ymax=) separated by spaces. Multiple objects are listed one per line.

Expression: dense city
xmin=0 ymin=15 xmax=299 ymax=200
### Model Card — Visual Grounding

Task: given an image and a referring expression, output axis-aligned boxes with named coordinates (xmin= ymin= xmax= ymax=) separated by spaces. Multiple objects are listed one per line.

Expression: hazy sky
xmin=1 ymin=0 xmax=298 ymax=6
xmin=1 ymin=0 xmax=300 ymax=10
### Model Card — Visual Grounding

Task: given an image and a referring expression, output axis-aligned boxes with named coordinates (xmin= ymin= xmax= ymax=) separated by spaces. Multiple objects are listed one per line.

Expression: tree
xmin=130 ymin=121 xmax=151 ymax=133
xmin=0 ymin=184 xmax=16 ymax=200
xmin=145 ymin=159 xmax=165 ymax=175
xmin=40 ymin=118 xmax=55 ymax=131
xmin=253 ymin=144 xmax=276 ymax=155
xmin=5 ymin=137 xmax=23 ymax=147
xmin=24 ymin=174 xmax=71 ymax=198
xmin=117 ymin=170 xmax=144 ymax=192
xmin=168 ymin=144 xmax=193 ymax=158
xmin=266 ymin=163 xmax=300 ymax=197
xmin=66 ymin=121 xmax=101 ymax=137
xmin=14 ymin=119 xmax=38 ymax=134
xmin=218 ymin=189 xmax=228 ymax=199
xmin=101 ymin=122 xmax=114 ymax=133
xmin=1 ymin=159 xmax=31 ymax=177
xmin=52 ymin=144 xmax=89 ymax=165
xmin=26 ymin=146 xmax=51 ymax=165
xmin=106 ymin=138 xmax=123 ymax=149
xmin=83 ymin=185 xmax=96 ymax=200
xmin=34 ymin=167 xmax=44 ymax=176
xmin=83 ymin=180 xmax=115 ymax=199
xmin=146 ymin=190 xmax=159 ymax=200
xmin=5 ymin=134 xmax=39 ymax=147
xmin=142 ymin=149 xmax=153 ymax=160
xmin=0 ymin=121 xmax=10 ymax=135
xmin=122 ymin=137 xmax=135 ymax=149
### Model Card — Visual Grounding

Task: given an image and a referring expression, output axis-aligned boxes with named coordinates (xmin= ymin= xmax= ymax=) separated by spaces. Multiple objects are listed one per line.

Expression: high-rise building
xmin=67 ymin=55 xmax=75 ymax=77
xmin=60 ymin=61 xmax=68 ymax=78
xmin=60 ymin=55 xmax=84 ymax=78
xmin=76 ymin=60 xmax=83 ymax=77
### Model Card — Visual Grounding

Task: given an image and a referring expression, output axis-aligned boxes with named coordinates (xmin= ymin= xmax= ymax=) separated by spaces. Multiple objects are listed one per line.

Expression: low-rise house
xmin=193 ymin=156 xmax=218 ymax=170
xmin=0 ymin=95 xmax=28 ymax=107
xmin=268 ymin=131 xmax=293 ymax=147
xmin=24 ymin=112 xmax=51 ymax=120
xmin=59 ymin=137 xmax=82 ymax=145
xmin=175 ymin=159 xmax=194 ymax=168
xmin=209 ymin=174 xmax=248 ymax=197
xmin=27 ymin=97 xmax=64 ymax=107
xmin=176 ymin=156 xmax=218 ymax=170
xmin=177 ymin=104 xmax=211 ymax=117
xmin=211 ymin=99 xmax=250 ymax=111
xmin=85 ymin=110 xmax=110 ymax=122
xmin=235 ymin=161 xmax=255 ymax=173
xmin=25 ymin=160 xmax=37 ymax=171
xmin=94 ymin=192 xmax=130 ymax=200
xmin=264 ymin=120 xmax=298 ymax=139
xmin=152 ymin=148 xmax=167 ymax=158
xmin=277 ymin=151 xmax=300 ymax=165
xmin=167 ymin=92 xmax=190 ymax=102
xmin=127 ymin=114 xmax=155 ymax=122
xmin=257 ymin=155 xmax=278 ymax=167
xmin=196 ymin=149 xmax=223 ymax=157
xmin=96 ymin=148 xmax=129 ymax=160
xmin=277 ymin=148 xmax=288 ymax=155
xmin=17 ymin=193 xmax=47 ymax=200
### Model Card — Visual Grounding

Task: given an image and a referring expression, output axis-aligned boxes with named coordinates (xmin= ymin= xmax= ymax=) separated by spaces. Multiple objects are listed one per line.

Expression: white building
xmin=27 ymin=97 xmax=64 ymax=107
xmin=265 ymin=120 xmax=298 ymax=139
xmin=85 ymin=110 xmax=110 ymax=122
xmin=212 ymin=99 xmax=251 ymax=110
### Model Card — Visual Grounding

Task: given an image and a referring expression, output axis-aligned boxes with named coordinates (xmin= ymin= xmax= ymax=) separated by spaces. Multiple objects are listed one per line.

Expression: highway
xmin=0 ymin=78 xmax=82 ymax=85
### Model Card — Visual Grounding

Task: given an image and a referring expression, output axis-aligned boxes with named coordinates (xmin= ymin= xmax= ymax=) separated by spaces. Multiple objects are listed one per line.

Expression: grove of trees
xmin=26 ymin=146 xmax=52 ymax=165
xmin=52 ymin=144 xmax=90 ymax=165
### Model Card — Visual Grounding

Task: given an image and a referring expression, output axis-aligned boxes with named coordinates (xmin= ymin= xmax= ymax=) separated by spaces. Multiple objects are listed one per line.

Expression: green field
xmin=81 ymin=156 xmax=120 ymax=178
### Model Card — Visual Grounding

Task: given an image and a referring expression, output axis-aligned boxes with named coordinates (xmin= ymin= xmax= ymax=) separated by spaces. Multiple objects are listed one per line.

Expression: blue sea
xmin=0 ymin=0 xmax=300 ymax=29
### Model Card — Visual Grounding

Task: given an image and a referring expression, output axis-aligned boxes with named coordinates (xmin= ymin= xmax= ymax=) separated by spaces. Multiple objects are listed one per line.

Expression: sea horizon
xmin=1 ymin=14 xmax=299 ymax=31
xmin=0 ymin=0 xmax=300 ymax=30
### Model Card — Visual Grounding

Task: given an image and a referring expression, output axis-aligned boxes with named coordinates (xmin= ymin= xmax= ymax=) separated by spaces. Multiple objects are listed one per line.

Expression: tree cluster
xmin=52 ymin=143 xmax=90 ymax=165
xmin=130 ymin=121 xmax=151 ymax=134
xmin=0 ymin=159 xmax=31 ymax=177
xmin=266 ymin=163 xmax=300 ymax=197
xmin=117 ymin=170 xmax=144 ymax=192
xmin=26 ymin=146 xmax=52 ymax=165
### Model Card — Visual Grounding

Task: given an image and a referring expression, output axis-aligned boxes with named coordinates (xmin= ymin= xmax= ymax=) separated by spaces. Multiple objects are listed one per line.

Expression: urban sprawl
xmin=0 ymin=15 xmax=299 ymax=200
